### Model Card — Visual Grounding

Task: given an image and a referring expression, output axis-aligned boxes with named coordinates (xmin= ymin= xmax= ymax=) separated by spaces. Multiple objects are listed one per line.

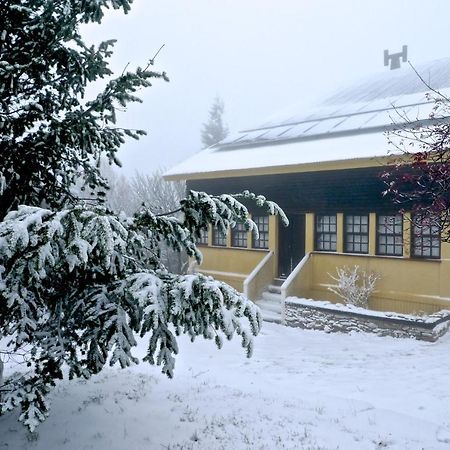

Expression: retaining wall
xmin=284 ymin=298 xmax=450 ymax=341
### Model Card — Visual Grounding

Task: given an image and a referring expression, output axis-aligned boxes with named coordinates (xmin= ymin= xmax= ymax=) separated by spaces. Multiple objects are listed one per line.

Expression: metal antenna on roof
xmin=384 ymin=45 xmax=408 ymax=70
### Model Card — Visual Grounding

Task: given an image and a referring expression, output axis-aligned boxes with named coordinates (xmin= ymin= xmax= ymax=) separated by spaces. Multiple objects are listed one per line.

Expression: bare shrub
xmin=328 ymin=265 xmax=379 ymax=309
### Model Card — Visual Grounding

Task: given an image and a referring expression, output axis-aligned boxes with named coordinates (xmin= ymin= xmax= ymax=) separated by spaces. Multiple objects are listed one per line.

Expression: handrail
xmin=243 ymin=251 xmax=274 ymax=301
xmin=281 ymin=252 xmax=310 ymax=299
xmin=279 ymin=253 xmax=311 ymax=325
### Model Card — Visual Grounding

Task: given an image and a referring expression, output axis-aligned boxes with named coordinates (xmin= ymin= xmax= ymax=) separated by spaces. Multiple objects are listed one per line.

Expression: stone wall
xmin=284 ymin=298 xmax=450 ymax=342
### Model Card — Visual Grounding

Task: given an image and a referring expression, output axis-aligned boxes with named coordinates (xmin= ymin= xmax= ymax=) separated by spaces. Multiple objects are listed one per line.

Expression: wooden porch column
xmin=403 ymin=212 xmax=411 ymax=258
xmin=336 ymin=213 xmax=344 ymax=253
xmin=305 ymin=213 xmax=315 ymax=253
xmin=369 ymin=213 xmax=377 ymax=255
xmin=269 ymin=215 xmax=279 ymax=277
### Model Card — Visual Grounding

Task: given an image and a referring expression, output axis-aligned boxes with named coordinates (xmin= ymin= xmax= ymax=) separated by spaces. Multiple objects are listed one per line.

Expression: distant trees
xmin=103 ymin=166 xmax=187 ymax=272
xmin=129 ymin=169 xmax=186 ymax=216
xmin=201 ymin=96 xmax=229 ymax=147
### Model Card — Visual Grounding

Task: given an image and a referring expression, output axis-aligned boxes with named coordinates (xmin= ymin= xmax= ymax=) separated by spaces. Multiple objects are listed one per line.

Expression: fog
xmin=81 ymin=0 xmax=450 ymax=176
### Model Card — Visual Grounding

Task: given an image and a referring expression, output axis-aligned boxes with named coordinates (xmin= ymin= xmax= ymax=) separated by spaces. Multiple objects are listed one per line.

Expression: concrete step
xmin=272 ymin=278 xmax=286 ymax=287
xmin=267 ymin=284 xmax=282 ymax=295
xmin=261 ymin=291 xmax=282 ymax=303
xmin=260 ymin=309 xmax=282 ymax=324
xmin=257 ymin=298 xmax=282 ymax=314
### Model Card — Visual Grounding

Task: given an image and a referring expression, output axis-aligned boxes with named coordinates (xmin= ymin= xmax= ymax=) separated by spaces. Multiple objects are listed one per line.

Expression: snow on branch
xmin=0 ymin=189 xmax=282 ymax=430
xmin=328 ymin=265 xmax=379 ymax=309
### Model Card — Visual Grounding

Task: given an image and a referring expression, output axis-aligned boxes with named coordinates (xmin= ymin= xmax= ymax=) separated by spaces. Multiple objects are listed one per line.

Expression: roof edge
xmin=163 ymin=155 xmax=398 ymax=181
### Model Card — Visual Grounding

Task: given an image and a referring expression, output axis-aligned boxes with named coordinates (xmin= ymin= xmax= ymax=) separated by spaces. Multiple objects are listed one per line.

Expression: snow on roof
xmin=323 ymin=57 xmax=450 ymax=105
xmin=166 ymin=57 xmax=450 ymax=180
xmin=164 ymin=132 xmax=392 ymax=179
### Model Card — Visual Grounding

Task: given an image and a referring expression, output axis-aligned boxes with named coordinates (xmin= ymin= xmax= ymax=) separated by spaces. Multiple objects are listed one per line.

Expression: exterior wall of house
xmin=196 ymin=207 xmax=450 ymax=313
xmin=187 ymin=167 xmax=396 ymax=215
xmin=196 ymin=216 xmax=278 ymax=291
xmin=287 ymin=212 xmax=450 ymax=314
xmin=187 ymin=169 xmax=450 ymax=314
xmin=197 ymin=247 xmax=266 ymax=291
xmin=303 ymin=252 xmax=450 ymax=314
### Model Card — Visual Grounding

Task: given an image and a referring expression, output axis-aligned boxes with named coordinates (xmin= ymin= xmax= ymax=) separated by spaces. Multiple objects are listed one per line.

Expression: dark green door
xmin=278 ymin=213 xmax=305 ymax=278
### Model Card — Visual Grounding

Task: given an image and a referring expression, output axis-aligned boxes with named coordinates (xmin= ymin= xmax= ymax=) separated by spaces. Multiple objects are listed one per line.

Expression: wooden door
xmin=278 ymin=214 xmax=305 ymax=278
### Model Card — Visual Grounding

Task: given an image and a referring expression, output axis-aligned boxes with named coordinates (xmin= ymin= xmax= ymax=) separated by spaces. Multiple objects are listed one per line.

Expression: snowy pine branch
xmin=0 ymin=188 xmax=283 ymax=430
xmin=0 ymin=0 xmax=285 ymax=434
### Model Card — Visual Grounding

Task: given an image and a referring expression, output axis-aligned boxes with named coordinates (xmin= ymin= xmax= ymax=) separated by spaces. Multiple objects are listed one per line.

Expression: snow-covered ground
xmin=2 ymin=324 xmax=450 ymax=450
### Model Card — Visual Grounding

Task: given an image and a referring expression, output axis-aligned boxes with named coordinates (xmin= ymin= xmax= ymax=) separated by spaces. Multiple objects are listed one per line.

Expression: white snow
xmin=165 ymin=132 xmax=393 ymax=180
xmin=2 ymin=323 xmax=450 ymax=449
xmin=286 ymin=296 xmax=450 ymax=323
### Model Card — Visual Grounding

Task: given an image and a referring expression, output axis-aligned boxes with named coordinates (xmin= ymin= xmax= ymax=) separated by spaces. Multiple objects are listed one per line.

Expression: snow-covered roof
xmin=166 ymin=57 xmax=450 ymax=180
xmin=165 ymin=133 xmax=392 ymax=179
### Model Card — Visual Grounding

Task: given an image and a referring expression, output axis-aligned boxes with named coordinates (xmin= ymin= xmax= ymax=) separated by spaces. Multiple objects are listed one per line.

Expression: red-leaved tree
xmin=382 ymin=92 xmax=450 ymax=241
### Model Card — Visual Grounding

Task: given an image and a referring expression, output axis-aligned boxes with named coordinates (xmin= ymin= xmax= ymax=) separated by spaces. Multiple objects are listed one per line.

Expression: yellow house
xmin=165 ymin=57 xmax=450 ymax=319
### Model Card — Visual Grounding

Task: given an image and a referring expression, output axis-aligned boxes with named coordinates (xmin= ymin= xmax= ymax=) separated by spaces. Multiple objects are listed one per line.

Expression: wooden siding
xmin=187 ymin=167 xmax=396 ymax=215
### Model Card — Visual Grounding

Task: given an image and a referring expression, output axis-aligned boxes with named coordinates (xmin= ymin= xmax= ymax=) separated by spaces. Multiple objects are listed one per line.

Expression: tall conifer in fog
xmin=201 ymin=96 xmax=229 ymax=147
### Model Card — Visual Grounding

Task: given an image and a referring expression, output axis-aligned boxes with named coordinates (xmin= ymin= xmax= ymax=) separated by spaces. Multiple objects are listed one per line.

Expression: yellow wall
xmin=291 ymin=211 xmax=450 ymax=314
xmin=198 ymin=246 xmax=269 ymax=291
xmin=301 ymin=251 xmax=450 ymax=314
xmin=269 ymin=215 xmax=279 ymax=276
xmin=305 ymin=213 xmax=315 ymax=253
xmin=244 ymin=251 xmax=275 ymax=301
xmin=197 ymin=216 xmax=279 ymax=291
xmin=197 ymin=213 xmax=450 ymax=314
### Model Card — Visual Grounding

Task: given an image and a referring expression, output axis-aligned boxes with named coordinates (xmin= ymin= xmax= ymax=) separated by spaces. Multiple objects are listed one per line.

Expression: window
xmin=252 ymin=216 xmax=269 ymax=249
xmin=412 ymin=215 xmax=440 ymax=258
xmin=197 ymin=229 xmax=208 ymax=245
xmin=377 ymin=214 xmax=403 ymax=256
xmin=212 ymin=226 xmax=227 ymax=246
xmin=231 ymin=222 xmax=247 ymax=248
xmin=315 ymin=214 xmax=337 ymax=251
xmin=345 ymin=214 xmax=369 ymax=254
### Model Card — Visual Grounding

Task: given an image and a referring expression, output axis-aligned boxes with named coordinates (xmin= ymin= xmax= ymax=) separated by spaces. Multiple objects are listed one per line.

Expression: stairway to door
xmin=256 ymin=278 xmax=284 ymax=324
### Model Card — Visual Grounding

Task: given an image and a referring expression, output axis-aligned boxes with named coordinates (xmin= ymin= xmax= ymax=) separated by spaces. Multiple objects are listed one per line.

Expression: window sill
xmin=312 ymin=251 xmax=441 ymax=262
xmin=206 ymin=245 xmax=269 ymax=252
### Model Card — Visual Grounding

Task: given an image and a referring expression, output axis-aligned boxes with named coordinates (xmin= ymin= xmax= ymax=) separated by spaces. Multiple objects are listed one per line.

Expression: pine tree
xmin=0 ymin=0 xmax=166 ymax=219
xmin=201 ymin=96 xmax=229 ymax=147
xmin=0 ymin=1 xmax=288 ymax=431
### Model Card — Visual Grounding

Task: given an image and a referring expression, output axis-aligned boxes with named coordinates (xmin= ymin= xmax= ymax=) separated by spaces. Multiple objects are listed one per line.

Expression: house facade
xmin=165 ymin=58 xmax=450 ymax=315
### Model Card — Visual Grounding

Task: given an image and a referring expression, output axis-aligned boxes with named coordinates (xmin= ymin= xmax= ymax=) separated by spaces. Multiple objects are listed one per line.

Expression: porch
xmin=244 ymin=251 xmax=450 ymax=319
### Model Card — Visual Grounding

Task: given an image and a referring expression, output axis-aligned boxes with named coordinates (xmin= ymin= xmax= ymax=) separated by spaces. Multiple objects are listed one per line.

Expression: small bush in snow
xmin=328 ymin=266 xmax=379 ymax=309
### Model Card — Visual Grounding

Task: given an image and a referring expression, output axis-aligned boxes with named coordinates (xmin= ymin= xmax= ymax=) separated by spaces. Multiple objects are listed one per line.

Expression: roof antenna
xmin=384 ymin=45 xmax=408 ymax=70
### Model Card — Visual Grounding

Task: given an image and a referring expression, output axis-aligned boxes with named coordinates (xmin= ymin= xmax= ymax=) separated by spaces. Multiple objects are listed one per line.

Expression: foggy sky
xmin=81 ymin=0 xmax=450 ymax=177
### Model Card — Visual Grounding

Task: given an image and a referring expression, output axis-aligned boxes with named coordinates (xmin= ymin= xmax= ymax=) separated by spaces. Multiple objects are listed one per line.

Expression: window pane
xmin=316 ymin=215 xmax=337 ymax=252
xmin=377 ymin=214 xmax=403 ymax=256
xmin=212 ymin=226 xmax=227 ymax=246
xmin=412 ymin=214 xmax=440 ymax=258
xmin=252 ymin=216 xmax=269 ymax=249
xmin=197 ymin=229 xmax=208 ymax=245
xmin=231 ymin=222 xmax=248 ymax=248
xmin=345 ymin=214 xmax=369 ymax=254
